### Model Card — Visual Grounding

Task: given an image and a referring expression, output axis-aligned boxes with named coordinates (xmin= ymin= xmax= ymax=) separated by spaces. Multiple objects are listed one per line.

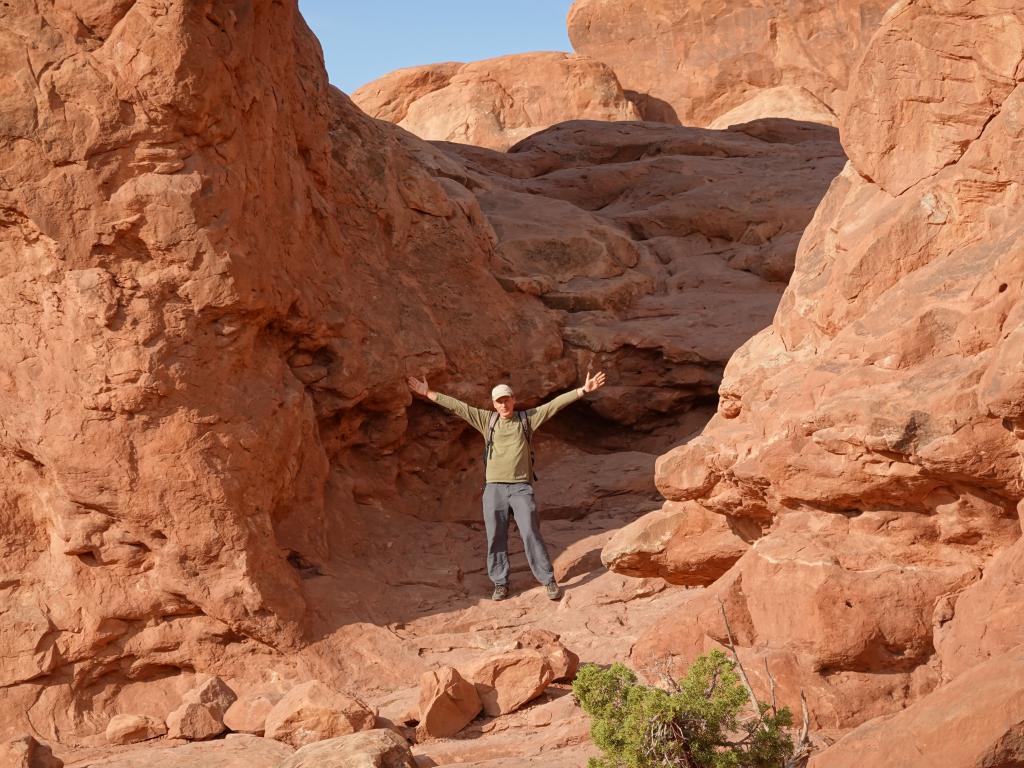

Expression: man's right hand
xmin=407 ymin=375 xmax=432 ymax=399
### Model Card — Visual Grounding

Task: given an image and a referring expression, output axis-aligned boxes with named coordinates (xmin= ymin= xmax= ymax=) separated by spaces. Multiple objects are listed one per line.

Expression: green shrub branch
xmin=572 ymin=650 xmax=796 ymax=768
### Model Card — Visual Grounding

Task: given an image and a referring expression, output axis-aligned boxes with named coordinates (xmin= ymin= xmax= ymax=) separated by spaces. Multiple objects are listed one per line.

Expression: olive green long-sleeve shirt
xmin=434 ymin=389 xmax=585 ymax=483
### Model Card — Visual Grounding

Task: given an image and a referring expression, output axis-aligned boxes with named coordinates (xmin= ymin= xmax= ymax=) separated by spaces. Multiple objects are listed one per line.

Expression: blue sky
xmin=298 ymin=1 xmax=576 ymax=94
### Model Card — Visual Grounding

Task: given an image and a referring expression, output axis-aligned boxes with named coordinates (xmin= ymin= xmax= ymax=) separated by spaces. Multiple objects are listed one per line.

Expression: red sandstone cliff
xmin=0 ymin=0 xmax=572 ymax=737
xmin=618 ymin=0 xmax=1024 ymax=756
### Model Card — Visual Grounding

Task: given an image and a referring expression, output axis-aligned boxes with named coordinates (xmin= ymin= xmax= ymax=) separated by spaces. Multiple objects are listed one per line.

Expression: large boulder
xmin=567 ymin=0 xmax=892 ymax=126
xmin=461 ymin=649 xmax=555 ymax=717
xmin=601 ymin=501 xmax=751 ymax=585
xmin=264 ymin=681 xmax=376 ymax=748
xmin=223 ymin=691 xmax=283 ymax=736
xmin=352 ymin=52 xmax=639 ymax=150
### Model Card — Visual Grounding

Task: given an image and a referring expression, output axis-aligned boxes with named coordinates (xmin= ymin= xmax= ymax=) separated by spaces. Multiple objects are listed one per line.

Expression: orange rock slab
xmin=601 ymin=501 xmax=751 ymax=586
xmin=264 ymin=681 xmax=376 ymax=748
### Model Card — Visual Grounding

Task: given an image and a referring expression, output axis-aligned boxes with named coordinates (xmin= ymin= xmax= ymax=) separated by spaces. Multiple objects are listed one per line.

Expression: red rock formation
xmin=0 ymin=0 xmax=855 ymax=762
xmin=348 ymin=62 xmax=463 ymax=124
xmin=567 ymin=0 xmax=892 ymax=126
xmin=935 ymin=533 xmax=1024 ymax=680
xmin=0 ymin=736 xmax=63 ymax=768
xmin=630 ymin=0 xmax=1024 ymax=739
xmin=0 ymin=0 xmax=567 ymax=740
xmin=353 ymin=53 xmax=640 ymax=150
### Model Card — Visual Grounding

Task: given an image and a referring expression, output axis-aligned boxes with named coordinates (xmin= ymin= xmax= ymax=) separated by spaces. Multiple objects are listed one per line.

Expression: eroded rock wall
xmin=626 ymin=0 xmax=1024 ymax=734
xmin=0 ymin=0 xmax=568 ymax=736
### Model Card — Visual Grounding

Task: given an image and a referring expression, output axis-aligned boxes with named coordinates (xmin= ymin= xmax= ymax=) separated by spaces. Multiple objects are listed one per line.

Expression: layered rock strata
xmin=86 ymin=733 xmax=292 ymax=768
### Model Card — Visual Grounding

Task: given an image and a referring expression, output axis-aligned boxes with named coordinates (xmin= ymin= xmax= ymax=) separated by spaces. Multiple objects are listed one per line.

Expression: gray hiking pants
xmin=482 ymin=482 xmax=554 ymax=587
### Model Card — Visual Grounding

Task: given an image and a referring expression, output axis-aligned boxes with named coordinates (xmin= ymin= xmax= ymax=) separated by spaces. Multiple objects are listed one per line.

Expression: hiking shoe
xmin=492 ymin=584 xmax=509 ymax=601
xmin=545 ymin=581 xmax=562 ymax=600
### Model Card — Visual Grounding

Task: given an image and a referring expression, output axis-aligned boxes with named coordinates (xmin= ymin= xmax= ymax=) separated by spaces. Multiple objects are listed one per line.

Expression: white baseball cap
xmin=491 ymin=384 xmax=514 ymax=400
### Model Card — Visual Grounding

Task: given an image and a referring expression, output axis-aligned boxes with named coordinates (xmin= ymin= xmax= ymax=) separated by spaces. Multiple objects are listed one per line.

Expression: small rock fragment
xmin=514 ymin=629 xmax=580 ymax=682
xmin=416 ymin=666 xmax=482 ymax=739
xmin=223 ymin=691 xmax=282 ymax=735
xmin=105 ymin=714 xmax=167 ymax=745
xmin=167 ymin=676 xmax=237 ymax=740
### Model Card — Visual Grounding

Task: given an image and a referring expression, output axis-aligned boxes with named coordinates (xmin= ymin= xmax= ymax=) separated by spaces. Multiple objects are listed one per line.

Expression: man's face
xmin=493 ymin=394 xmax=515 ymax=419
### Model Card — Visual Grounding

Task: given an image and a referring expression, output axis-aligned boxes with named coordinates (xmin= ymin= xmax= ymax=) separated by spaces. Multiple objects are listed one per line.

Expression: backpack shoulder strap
xmin=517 ymin=411 xmax=538 ymax=481
xmin=516 ymin=410 xmax=532 ymax=443
xmin=483 ymin=411 xmax=501 ymax=473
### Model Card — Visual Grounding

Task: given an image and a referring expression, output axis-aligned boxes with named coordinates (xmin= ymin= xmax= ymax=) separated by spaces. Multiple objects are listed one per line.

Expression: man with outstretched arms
xmin=407 ymin=371 xmax=607 ymax=601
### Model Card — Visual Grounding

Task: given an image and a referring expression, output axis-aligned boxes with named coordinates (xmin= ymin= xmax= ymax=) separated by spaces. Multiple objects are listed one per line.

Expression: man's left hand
xmin=582 ymin=370 xmax=607 ymax=393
